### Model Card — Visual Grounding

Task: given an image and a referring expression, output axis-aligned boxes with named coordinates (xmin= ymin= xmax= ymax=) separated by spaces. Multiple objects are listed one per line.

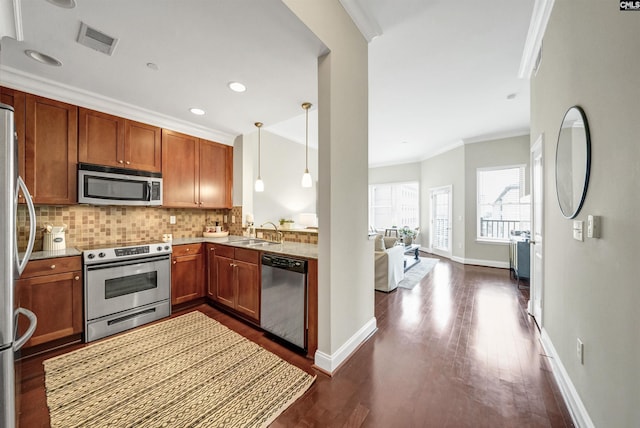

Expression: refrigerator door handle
xmin=16 ymin=176 xmax=36 ymax=276
xmin=13 ymin=307 xmax=37 ymax=351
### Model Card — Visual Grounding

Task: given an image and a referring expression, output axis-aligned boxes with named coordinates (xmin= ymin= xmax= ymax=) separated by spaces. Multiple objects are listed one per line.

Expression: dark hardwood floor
xmin=18 ymin=255 xmax=573 ymax=427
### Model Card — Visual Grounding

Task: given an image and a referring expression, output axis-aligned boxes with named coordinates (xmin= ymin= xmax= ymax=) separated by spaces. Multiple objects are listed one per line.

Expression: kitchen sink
xmin=235 ymin=239 xmax=280 ymax=248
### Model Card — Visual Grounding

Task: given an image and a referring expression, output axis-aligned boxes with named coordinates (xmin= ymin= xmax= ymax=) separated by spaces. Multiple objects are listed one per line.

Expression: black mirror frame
xmin=555 ymin=105 xmax=591 ymax=219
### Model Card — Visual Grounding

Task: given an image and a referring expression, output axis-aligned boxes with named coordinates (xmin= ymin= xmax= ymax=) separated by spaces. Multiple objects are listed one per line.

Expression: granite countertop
xmin=24 ymin=235 xmax=318 ymax=261
xmin=26 ymin=247 xmax=83 ymax=261
xmin=172 ymin=235 xmax=318 ymax=260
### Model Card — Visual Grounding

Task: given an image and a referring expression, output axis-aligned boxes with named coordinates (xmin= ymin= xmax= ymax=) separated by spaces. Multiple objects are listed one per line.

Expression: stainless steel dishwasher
xmin=260 ymin=254 xmax=308 ymax=350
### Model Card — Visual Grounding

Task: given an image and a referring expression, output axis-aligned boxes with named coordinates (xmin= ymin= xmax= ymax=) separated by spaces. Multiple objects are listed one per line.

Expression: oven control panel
xmin=83 ymin=242 xmax=172 ymax=264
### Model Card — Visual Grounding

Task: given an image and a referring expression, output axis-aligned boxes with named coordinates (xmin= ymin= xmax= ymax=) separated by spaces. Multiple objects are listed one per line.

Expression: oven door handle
xmin=85 ymin=255 xmax=170 ymax=271
xmin=147 ymin=181 xmax=152 ymax=202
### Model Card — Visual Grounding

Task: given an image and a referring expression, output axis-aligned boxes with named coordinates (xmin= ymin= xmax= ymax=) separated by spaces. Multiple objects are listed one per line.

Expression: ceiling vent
xmin=77 ymin=22 xmax=118 ymax=56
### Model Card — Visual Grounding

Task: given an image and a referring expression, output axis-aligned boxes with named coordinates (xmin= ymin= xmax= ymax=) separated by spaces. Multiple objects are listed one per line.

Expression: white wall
xmin=243 ymin=129 xmax=318 ymax=226
xmin=284 ymin=0 xmax=374 ymax=372
xmin=531 ymin=1 xmax=640 ymax=426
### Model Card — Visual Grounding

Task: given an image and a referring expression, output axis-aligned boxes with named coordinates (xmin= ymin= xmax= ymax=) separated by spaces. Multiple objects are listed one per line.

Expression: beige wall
xmin=531 ymin=1 xmax=640 ymax=425
xmin=420 ymin=146 xmax=465 ymax=259
xmin=464 ymin=135 xmax=530 ymax=262
xmin=244 ymin=130 xmax=318 ymax=227
xmin=284 ymin=0 xmax=373 ymax=362
xmin=369 ymin=162 xmax=421 ymax=184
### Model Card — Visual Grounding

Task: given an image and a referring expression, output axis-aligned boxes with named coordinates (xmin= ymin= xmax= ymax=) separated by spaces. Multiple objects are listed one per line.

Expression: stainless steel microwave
xmin=78 ymin=163 xmax=162 ymax=206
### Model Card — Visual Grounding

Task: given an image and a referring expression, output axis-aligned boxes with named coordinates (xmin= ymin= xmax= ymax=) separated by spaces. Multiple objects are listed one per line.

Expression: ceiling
xmin=0 ymin=0 xmax=535 ymax=167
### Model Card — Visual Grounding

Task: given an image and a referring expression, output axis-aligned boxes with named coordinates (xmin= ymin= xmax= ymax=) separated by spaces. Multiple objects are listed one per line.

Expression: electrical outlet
xmin=223 ymin=215 xmax=228 ymax=223
xmin=231 ymin=215 xmax=236 ymax=223
xmin=169 ymin=216 xmax=176 ymax=225
xmin=577 ymin=338 xmax=584 ymax=364
xmin=257 ymin=232 xmax=264 ymax=238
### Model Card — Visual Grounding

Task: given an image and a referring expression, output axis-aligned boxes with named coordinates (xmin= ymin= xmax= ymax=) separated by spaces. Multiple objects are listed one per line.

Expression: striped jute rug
xmin=43 ymin=311 xmax=315 ymax=427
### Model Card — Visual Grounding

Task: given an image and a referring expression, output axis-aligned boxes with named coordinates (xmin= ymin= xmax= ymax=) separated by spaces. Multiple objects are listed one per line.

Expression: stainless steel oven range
xmin=83 ymin=242 xmax=172 ymax=342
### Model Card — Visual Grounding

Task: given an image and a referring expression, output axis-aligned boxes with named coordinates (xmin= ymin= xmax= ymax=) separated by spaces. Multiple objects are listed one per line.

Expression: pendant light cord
xmin=302 ymin=102 xmax=311 ymax=173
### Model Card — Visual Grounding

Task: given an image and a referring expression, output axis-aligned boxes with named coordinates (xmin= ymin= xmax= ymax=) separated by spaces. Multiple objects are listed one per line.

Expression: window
xmin=369 ymin=182 xmax=419 ymax=230
xmin=477 ymin=166 xmax=530 ymax=242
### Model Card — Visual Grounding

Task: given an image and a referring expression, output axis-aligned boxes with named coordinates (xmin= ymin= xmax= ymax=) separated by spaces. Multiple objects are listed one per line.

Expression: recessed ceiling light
xmin=506 ymin=93 xmax=517 ymax=100
xmin=189 ymin=108 xmax=205 ymax=116
xmin=24 ymin=50 xmax=62 ymax=66
xmin=400 ymin=141 xmax=409 ymax=144
xmin=146 ymin=62 xmax=159 ymax=71
xmin=228 ymin=81 xmax=246 ymax=93
xmin=46 ymin=0 xmax=76 ymax=8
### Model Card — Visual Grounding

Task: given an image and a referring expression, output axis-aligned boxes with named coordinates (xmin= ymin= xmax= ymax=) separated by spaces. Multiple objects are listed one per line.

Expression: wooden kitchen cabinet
xmin=211 ymin=245 xmax=260 ymax=323
xmin=79 ymin=108 xmax=161 ymax=172
xmin=16 ymin=256 xmax=83 ymax=349
xmin=199 ymin=139 xmax=233 ymax=208
xmin=1 ymin=87 xmax=26 ymax=201
xmin=162 ymin=129 xmax=232 ymax=208
xmin=171 ymin=243 xmax=204 ymax=306
xmin=25 ymin=94 xmax=78 ymax=205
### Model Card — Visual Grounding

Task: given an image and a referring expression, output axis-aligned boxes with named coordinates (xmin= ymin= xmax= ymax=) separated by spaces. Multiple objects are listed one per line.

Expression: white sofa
xmin=374 ymin=235 xmax=405 ymax=292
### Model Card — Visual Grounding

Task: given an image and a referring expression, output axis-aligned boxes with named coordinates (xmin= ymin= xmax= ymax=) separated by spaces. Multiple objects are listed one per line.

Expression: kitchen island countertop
xmin=172 ymin=235 xmax=318 ymax=260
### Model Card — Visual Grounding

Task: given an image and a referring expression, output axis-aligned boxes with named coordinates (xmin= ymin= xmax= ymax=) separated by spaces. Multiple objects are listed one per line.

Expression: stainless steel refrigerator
xmin=1 ymin=102 xmax=38 ymax=427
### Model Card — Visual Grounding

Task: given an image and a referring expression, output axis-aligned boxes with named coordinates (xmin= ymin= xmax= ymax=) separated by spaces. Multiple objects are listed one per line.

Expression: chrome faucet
xmin=261 ymin=222 xmax=284 ymax=243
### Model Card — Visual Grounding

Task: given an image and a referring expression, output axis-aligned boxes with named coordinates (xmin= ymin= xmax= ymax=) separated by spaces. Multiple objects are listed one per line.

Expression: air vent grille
xmin=77 ymin=22 xmax=118 ymax=56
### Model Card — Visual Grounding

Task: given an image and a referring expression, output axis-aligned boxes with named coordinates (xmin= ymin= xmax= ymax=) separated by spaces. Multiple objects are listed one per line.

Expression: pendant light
xmin=254 ymin=122 xmax=264 ymax=192
xmin=301 ymin=102 xmax=313 ymax=188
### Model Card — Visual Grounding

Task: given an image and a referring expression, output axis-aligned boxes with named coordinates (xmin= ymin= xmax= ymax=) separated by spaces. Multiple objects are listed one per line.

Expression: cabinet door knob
xmin=118 ymin=160 xmax=124 ymax=164
xmin=126 ymin=161 xmax=130 ymax=165
xmin=173 ymin=260 xmax=177 ymax=264
xmin=74 ymin=276 xmax=80 ymax=281
xmin=186 ymin=248 xmax=190 ymax=252
xmin=50 ymin=264 xmax=56 ymax=269
xmin=210 ymin=248 xmax=214 ymax=251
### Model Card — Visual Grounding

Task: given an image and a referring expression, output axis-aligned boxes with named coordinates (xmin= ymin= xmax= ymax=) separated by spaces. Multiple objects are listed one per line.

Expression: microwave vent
xmin=77 ymin=22 xmax=118 ymax=56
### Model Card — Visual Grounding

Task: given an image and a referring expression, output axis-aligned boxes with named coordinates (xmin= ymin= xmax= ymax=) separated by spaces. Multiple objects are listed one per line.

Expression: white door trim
xmin=529 ymin=135 xmax=544 ymax=327
xmin=429 ymin=185 xmax=453 ymax=258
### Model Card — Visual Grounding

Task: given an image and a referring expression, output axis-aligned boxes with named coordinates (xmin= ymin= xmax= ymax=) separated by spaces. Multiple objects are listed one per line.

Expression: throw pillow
xmin=383 ymin=236 xmax=398 ymax=248
xmin=374 ymin=234 xmax=386 ymax=251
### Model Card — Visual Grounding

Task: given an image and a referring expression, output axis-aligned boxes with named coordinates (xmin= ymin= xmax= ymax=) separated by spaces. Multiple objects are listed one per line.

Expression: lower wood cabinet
xmin=171 ymin=244 xmax=204 ymax=305
xmin=16 ymin=256 xmax=83 ymax=348
xmin=209 ymin=245 xmax=260 ymax=323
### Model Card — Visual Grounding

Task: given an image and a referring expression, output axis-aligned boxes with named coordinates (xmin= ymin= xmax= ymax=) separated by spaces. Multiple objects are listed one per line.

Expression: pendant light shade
xmin=255 ymin=122 xmax=264 ymax=192
xmin=301 ymin=102 xmax=312 ymax=188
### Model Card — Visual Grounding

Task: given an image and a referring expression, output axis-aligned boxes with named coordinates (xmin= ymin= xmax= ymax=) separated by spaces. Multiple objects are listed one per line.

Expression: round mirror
xmin=555 ymin=106 xmax=591 ymax=219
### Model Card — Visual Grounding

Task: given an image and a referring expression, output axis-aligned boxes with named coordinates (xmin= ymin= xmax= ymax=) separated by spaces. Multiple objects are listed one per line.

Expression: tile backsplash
xmin=17 ymin=205 xmax=243 ymax=251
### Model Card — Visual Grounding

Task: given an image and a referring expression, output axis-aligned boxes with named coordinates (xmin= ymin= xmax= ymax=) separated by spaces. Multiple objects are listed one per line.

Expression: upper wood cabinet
xmin=1 ymin=87 xmax=26 ymax=201
xmin=199 ymin=139 xmax=233 ymax=209
xmin=79 ymin=108 xmax=161 ymax=172
xmin=25 ymin=94 xmax=78 ymax=205
xmin=162 ymin=129 xmax=233 ymax=208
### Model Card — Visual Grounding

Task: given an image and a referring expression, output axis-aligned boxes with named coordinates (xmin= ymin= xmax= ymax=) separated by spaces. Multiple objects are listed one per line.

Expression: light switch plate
xmin=573 ymin=220 xmax=583 ymax=241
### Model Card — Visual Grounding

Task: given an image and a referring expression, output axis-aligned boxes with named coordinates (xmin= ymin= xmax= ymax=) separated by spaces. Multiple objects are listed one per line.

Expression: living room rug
xmin=43 ymin=311 xmax=315 ymax=428
xmin=398 ymin=257 xmax=439 ymax=290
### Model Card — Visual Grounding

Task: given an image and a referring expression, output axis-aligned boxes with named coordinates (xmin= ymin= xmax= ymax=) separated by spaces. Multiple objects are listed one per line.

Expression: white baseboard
xmin=540 ymin=328 xmax=594 ymax=428
xmin=314 ymin=316 xmax=377 ymax=374
xmin=445 ymin=254 xmax=509 ymax=269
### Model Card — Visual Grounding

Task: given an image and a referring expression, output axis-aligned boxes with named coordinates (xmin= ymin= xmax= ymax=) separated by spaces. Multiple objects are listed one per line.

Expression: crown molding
xmin=463 ymin=128 xmax=530 ymax=145
xmin=518 ymin=0 xmax=555 ymax=79
xmin=0 ymin=65 xmax=236 ymax=145
xmin=339 ymin=0 xmax=382 ymax=43
xmin=1 ymin=0 xmax=24 ymax=41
